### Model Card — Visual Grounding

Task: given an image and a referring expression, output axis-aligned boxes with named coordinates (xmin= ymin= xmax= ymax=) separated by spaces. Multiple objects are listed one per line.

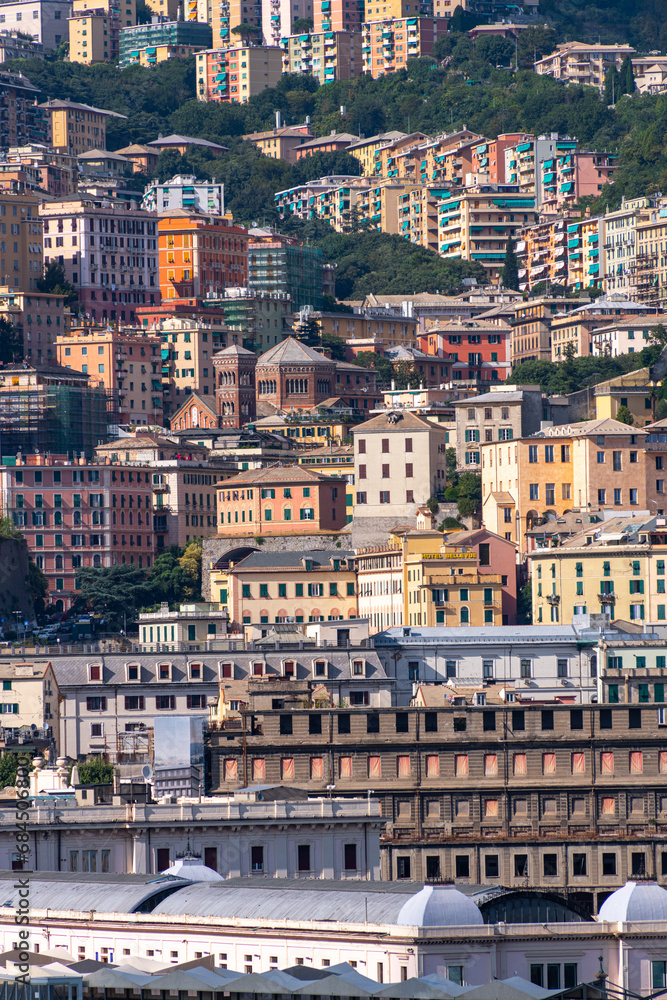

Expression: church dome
xmin=598 ymin=881 xmax=667 ymax=922
xmin=397 ymin=885 xmax=484 ymax=927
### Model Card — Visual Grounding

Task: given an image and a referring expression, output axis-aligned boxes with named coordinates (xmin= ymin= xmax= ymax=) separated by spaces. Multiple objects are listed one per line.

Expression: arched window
xmin=460 ymin=607 xmax=470 ymax=624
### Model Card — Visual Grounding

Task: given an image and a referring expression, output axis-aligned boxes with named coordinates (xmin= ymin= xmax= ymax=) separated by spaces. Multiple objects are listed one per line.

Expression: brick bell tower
xmin=213 ymin=344 xmax=257 ymax=429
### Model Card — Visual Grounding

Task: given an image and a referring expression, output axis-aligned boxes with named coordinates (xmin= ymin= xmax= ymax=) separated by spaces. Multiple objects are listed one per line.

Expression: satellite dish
xmin=141 ymin=765 xmax=154 ymax=782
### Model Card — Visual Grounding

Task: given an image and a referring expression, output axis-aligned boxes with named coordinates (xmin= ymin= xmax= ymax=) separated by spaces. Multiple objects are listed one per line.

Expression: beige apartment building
xmin=158 ymin=316 xmax=226 ymax=420
xmin=40 ymin=99 xmax=125 ymax=154
xmin=352 ymin=410 xmax=448 ymax=546
xmin=534 ymin=41 xmax=636 ymax=92
xmin=0 ymin=661 xmax=60 ymax=747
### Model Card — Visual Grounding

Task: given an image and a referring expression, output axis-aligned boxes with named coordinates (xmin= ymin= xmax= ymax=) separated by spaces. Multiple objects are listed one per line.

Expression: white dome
xmin=397 ymin=885 xmax=483 ymax=927
xmin=598 ymin=882 xmax=667 ymax=922
xmin=162 ymin=857 xmax=222 ymax=882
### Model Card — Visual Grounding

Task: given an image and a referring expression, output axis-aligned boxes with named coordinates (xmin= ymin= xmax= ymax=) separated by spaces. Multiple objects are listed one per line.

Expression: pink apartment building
xmin=540 ymin=150 xmax=617 ymax=215
xmin=0 ymin=457 xmax=154 ymax=612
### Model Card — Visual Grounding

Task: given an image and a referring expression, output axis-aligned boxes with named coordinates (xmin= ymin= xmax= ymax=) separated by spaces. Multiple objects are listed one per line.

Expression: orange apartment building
xmin=56 ymin=327 xmax=164 ymax=425
xmin=470 ymin=134 xmax=526 ymax=185
xmin=481 ymin=418 xmax=667 ymax=552
xmin=158 ymin=212 xmax=249 ymax=302
xmin=216 ymin=465 xmax=348 ymax=538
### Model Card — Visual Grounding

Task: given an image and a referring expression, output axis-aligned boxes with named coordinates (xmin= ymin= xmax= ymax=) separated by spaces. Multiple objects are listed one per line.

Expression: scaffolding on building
xmin=0 ymin=381 xmax=118 ymax=458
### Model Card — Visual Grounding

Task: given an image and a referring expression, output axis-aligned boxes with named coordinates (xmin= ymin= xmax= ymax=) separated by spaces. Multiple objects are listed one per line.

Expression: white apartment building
xmin=0 ymin=660 xmax=59 ymax=740
xmin=374 ymin=620 xmax=619 ymax=704
xmin=142 ymin=174 xmax=225 ymax=215
xmin=351 ymin=410 xmax=448 ymax=546
xmin=591 ymin=319 xmax=657 ymax=357
xmin=0 ymin=0 xmax=71 ymax=50
xmin=40 ymin=196 xmax=158 ymax=324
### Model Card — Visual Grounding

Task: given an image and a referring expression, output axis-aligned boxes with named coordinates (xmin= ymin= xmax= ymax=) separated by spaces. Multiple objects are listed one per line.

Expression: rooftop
xmin=257 ymin=337 xmax=335 ymax=367
xmin=147 ymin=134 xmax=229 ymax=152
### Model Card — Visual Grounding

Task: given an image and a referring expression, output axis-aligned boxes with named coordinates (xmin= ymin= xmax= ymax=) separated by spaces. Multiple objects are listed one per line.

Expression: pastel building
xmin=540 ymin=150 xmax=616 ymax=215
xmin=280 ymin=30 xmax=360 ymax=84
xmin=438 ymin=184 xmax=538 ymax=285
xmin=196 ymin=45 xmax=282 ymax=103
xmin=0 ymin=458 xmax=154 ymax=611
xmin=535 ymin=41 xmax=636 ymax=92
xmin=361 ymin=18 xmax=444 ymax=78
xmin=40 ymin=197 xmax=158 ymax=323
xmin=216 ymin=465 xmax=348 ymax=538
xmin=157 ymin=211 xmax=248 ymax=302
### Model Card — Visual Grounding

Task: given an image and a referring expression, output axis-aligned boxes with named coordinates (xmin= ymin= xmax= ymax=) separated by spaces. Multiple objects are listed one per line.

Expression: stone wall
xmin=202 ymin=531 xmax=351 ymax=599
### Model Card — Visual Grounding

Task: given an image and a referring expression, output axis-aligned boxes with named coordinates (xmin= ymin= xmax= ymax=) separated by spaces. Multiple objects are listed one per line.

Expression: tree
xmin=146 ymin=546 xmax=191 ymax=605
xmin=0 ymin=317 xmax=22 ymax=364
xmin=650 ymin=323 xmax=667 ymax=347
xmin=76 ymin=757 xmax=114 ymax=784
xmin=74 ymin=565 xmax=152 ymax=631
xmin=616 ymin=404 xmax=634 ymax=425
xmin=36 ymin=261 xmax=78 ymax=308
xmin=322 ymin=294 xmax=353 ymax=314
xmin=0 ymin=752 xmax=31 ymax=789
xmin=28 ymin=558 xmax=49 ymax=617
xmin=352 ymin=351 xmax=394 ymax=385
xmin=619 ymin=54 xmax=636 ymax=95
xmin=179 ymin=539 xmax=203 ymax=601
xmin=231 ymin=23 xmax=262 ymax=45
xmin=292 ymin=16 xmax=313 ymax=32
xmin=456 ymin=472 xmax=481 ymax=519
xmin=604 ymin=65 xmax=620 ymax=105
xmin=320 ymin=333 xmax=347 ymax=360
xmin=517 ymin=579 xmax=532 ymax=625
xmin=500 ymin=236 xmax=520 ymax=291
xmin=135 ymin=0 xmax=152 ymax=22
xmin=439 ymin=516 xmax=465 ymax=531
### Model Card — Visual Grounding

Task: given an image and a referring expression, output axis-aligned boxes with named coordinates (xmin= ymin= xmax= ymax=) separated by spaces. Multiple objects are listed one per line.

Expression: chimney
xmin=275 ymin=110 xmax=281 ymax=130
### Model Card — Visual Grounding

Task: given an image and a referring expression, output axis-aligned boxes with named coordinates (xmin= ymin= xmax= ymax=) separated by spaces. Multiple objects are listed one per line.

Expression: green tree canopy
xmin=76 ymin=757 xmax=114 ymax=784
xmin=36 ymin=261 xmax=78 ymax=308
xmin=74 ymin=565 xmax=153 ymax=631
xmin=500 ymin=236 xmax=520 ymax=291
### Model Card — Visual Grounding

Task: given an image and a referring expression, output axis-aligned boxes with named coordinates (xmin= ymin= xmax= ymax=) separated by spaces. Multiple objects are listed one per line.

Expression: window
xmin=572 ymin=853 xmax=587 ymax=876
xmin=396 ymin=857 xmax=411 ymax=879
xmin=455 ymin=855 xmax=470 ymax=877
xmin=297 ymin=844 xmax=311 ymax=872
xmin=279 ymin=715 xmax=292 ymax=735
xmin=541 ymin=709 xmax=554 ymax=730
xmin=602 ymin=853 xmax=616 ymax=876
xmin=485 ymin=855 xmax=499 ymax=878
xmin=124 ymin=696 xmax=144 ymax=710
xmin=344 ymin=844 xmax=357 ymax=871
xmin=309 ymin=714 xmax=322 ymax=735
xmin=543 ymin=853 xmax=558 ymax=877
xmin=632 ymin=851 xmax=646 ymax=876
xmin=251 ymin=846 xmax=264 ymax=872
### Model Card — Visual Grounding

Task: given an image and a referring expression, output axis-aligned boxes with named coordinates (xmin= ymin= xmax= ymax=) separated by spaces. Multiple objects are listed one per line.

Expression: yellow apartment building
xmin=313 ymin=308 xmax=418 ymax=348
xmin=482 ymin=418 xmax=667 ymax=552
xmin=346 ymin=131 xmax=411 ymax=174
xmin=516 ymin=217 xmax=569 ymax=294
xmin=355 ymin=525 xmax=517 ymax=632
xmin=593 ymin=368 xmax=658 ymax=426
xmin=0 ymin=287 xmax=67 ymax=362
xmin=0 ymin=662 xmax=60 ymax=750
xmin=634 ymin=212 xmax=667 ymax=308
xmin=534 ymin=41 xmax=636 ymax=92
xmin=511 ymin=297 xmax=582 ymax=365
xmin=356 ymin=179 xmax=424 ymax=235
xmin=209 ymin=548 xmax=357 ymax=628
xmin=0 ymin=192 xmax=42 ymax=295
xmin=528 ymin=515 xmax=667 ymax=625
xmin=40 ymin=99 xmax=125 ymax=154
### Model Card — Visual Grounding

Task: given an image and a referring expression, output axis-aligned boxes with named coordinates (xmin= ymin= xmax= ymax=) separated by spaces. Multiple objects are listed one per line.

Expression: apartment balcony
xmin=546 ymin=594 xmax=561 ymax=606
xmin=599 ymin=592 xmax=616 ymax=605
